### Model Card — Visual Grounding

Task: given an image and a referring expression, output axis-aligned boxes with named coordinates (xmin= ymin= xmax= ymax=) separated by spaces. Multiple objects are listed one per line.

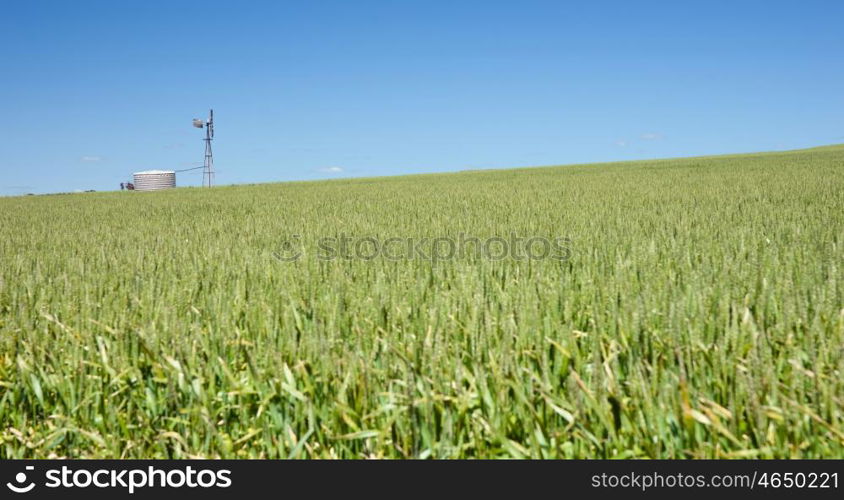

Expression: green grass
xmin=1 ymin=145 xmax=842 ymax=458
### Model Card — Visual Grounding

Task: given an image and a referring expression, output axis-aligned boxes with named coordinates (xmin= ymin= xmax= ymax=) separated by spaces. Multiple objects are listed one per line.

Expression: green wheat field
xmin=1 ymin=145 xmax=842 ymax=458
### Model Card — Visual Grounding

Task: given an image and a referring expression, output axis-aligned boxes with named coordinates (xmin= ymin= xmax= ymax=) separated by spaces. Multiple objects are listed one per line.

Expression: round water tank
xmin=133 ymin=170 xmax=176 ymax=191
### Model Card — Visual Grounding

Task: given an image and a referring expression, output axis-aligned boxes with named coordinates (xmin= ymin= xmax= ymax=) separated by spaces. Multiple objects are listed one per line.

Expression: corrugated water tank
xmin=133 ymin=170 xmax=176 ymax=191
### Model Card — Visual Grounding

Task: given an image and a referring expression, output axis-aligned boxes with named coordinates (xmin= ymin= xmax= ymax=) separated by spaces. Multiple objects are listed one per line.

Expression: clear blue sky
xmin=1 ymin=0 xmax=842 ymax=195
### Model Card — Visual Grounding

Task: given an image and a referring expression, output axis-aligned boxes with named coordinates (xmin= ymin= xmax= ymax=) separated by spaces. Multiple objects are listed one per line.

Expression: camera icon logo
xmin=6 ymin=466 xmax=36 ymax=493
xmin=272 ymin=234 xmax=303 ymax=262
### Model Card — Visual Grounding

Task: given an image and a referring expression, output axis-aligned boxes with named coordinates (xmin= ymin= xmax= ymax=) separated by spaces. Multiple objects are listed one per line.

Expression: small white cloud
xmin=640 ymin=133 xmax=663 ymax=141
xmin=81 ymin=156 xmax=102 ymax=162
xmin=615 ymin=140 xmax=628 ymax=147
xmin=317 ymin=166 xmax=343 ymax=173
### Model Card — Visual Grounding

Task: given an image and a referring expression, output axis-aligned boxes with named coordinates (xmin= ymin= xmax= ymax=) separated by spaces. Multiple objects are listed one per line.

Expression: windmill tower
xmin=193 ymin=109 xmax=215 ymax=187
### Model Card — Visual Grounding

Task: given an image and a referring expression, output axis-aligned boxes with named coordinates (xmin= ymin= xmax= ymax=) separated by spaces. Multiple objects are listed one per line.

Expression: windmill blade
xmin=192 ymin=118 xmax=204 ymax=128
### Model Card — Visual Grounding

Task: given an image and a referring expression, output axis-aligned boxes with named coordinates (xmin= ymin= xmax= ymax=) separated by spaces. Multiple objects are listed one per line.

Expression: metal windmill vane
xmin=193 ymin=109 xmax=215 ymax=187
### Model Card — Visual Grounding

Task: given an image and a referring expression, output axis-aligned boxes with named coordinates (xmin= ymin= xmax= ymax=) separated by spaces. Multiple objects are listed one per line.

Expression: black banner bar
xmin=0 ymin=460 xmax=841 ymax=499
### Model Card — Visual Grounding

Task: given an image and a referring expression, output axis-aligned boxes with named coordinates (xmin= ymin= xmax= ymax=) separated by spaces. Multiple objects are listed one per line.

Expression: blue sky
xmin=1 ymin=0 xmax=842 ymax=195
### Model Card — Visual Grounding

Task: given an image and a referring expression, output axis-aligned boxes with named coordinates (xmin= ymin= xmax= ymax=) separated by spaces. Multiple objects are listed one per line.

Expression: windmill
xmin=192 ymin=109 xmax=215 ymax=187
